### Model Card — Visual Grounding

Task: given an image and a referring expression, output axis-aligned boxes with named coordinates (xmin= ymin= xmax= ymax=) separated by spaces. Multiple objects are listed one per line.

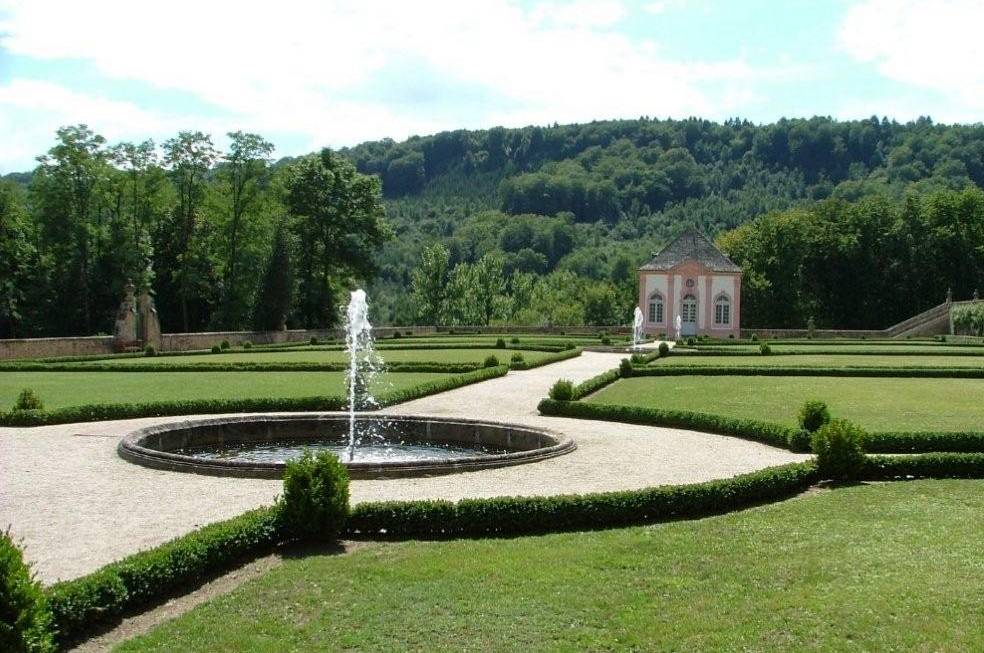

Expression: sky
xmin=0 ymin=0 xmax=982 ymax=172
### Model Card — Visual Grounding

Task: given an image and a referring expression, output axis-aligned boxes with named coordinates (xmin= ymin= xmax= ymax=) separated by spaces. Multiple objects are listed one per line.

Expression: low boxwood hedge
xmin=0 ymin=366 xmax=509 ymax=427
xmin=863 ymin=431 xmax=984 ymax=453
xmin=628 ymin=365 xmax=984 ymax=379
xmin=570 ymin=368 xmax=620 ymax=400
xmin=347 ymin=461 xmax=819 ymax=537
xmin=508 ymin=347 xmax=582 ymax=370
xmin=0 ymin=361 xmax=483 ymax=374
xmin=537 ymin=398 xmax=798 ymax=450
xmin=860 ymin=452 xmax=984 ymax=479
xmin=46 ymin=507 xmax=282 ymax=645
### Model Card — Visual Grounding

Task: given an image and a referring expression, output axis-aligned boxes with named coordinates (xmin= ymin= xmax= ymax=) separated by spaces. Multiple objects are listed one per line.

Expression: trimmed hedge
xmin=46 ymin=507 xmax=282 ymax=645
xmin=863 ymin=431 xmax=984 ymax=453
xmin=347 ymin=462 xmax=819 ymax=537
xmin=507 ymin=347 xmax=582 ymax=370
xmin=570 ymin=368 xmax=621 ymax=400
xmin=628 ymin=365 xmax=984 ymax=379
xmin=860 ymin=453 xmax=984 ymax=479
xmin=0 ymin=366 xmax=509 ymax=427
xmin=537 ymin=398 xmax=798 ymax=450
xmin=0 ymin=530 xmax=55 ymax=652
xmin=0 ymin=361 xmax=483 ymax=374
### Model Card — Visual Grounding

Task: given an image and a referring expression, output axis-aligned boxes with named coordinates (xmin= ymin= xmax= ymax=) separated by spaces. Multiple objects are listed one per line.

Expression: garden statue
xmin=675 ymin=314 xmax=682 ymax=341
xmin=632 ymin=306 xmax=645 ymax=349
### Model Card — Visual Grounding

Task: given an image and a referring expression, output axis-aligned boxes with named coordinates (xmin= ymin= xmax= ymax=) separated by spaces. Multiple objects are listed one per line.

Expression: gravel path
xmin=0 ymin=351 xmax=805 ymax=583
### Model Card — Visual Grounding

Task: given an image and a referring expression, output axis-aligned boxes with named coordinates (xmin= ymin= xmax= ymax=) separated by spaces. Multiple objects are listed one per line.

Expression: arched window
xmin=648 ymin=292 xmax=664 ymax=324
xmin=714 ymin=293 xmax=731 ymax=325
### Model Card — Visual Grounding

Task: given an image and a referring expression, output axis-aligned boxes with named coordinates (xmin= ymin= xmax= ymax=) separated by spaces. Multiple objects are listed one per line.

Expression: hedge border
xmin=630 ymin=365 xmax=984 ymax=379
xmin=570 ymin=368 xmax=621 ymax=400
xmin=0 ymin=361 xmax=484 ymax=374
xmin=0 ymin=365 xmax=509 ymax=427
xmin=508 ymin=347 xmax=582 ymax=370
xmin=863 ymin=431 xmax=984 ymax=453
xmin=860 ymin=453 xmax=984 ymax=479
xmin=686 ymin=348 xmax=984 ymax=357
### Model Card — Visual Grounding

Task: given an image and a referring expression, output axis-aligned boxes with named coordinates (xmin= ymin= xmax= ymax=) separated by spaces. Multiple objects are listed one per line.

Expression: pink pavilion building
xmin=637 ymin=228 xmax=742 ymax=338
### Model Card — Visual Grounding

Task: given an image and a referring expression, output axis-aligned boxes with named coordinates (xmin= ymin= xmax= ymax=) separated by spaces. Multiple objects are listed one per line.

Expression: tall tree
xmin=252 ymin=222 xmax=293 ymax=331
xmin=472 ymin=252 xmax=506 ymax=325
xmin=410 ymin=242 xmax=450 ymax=324
xmin=285 ymin=149 xmax=390 ymax=328
xmin=217 ymin=131 xmax=274 ymax=328
xmin=0 ymin=182 xmax=35 ymax=338
xmin=161 ymin=131 xmax=219 ymax=331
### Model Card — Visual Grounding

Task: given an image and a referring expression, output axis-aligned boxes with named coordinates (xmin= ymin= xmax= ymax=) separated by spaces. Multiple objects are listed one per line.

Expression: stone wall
xmin=0 ymin=335 xmax=115 ymax=360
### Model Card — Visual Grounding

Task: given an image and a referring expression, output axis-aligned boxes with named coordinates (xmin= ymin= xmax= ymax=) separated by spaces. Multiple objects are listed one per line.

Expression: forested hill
xmin=344 ymin=117 xmax=984 ymax=324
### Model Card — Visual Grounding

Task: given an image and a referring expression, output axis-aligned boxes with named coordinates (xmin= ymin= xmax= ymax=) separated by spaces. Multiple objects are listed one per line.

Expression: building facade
xmin=637 ymin=228 xmax=742 ymax=338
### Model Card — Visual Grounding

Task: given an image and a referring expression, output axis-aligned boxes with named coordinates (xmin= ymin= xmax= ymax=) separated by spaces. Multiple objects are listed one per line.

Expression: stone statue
xmin=113 ymin=281 xmax=139 ymax=350
xmin=675 ymin=314 xmax=682 ymax=341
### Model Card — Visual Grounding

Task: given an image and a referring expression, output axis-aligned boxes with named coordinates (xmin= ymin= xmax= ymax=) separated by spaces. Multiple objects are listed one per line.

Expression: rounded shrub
xmin=759 ymin=343 xmax=772 ymax=355
xmin=242 ymin=341 xmax=253 ymax=350
xmin=630 ymin=353 xmax=645 ymax=365
xmin=750 ymin=333 xmax=758 ymax=342
xmin=483 ymin=355 xmax=500 ymax=368
xmin=392 ymin=331 xmax=402 ymax=339
xmin=601 ymin=336 xmax=611 ymax=345
xmin=278 ymin=451 xmax=350 ymax=540
xmin=658 ymin=342 xmax=670 ymax=357
xmin=14 ymin=389 xmax=43 ymax=412
xmin=787 ymin=429 xmax=813 ymax=453
xmin=686 ymin=336 xmax=696 ymax=346
xmin=510 ymin=352 xmax=524 ymax=363
xmin=309 ymin=336 xmax=319 ymax=345
xmin=495 ymin=337 xmax=506 ymax=349
xmin=210 ymin=345 xmax=222 ymax=354
xmin=220 ymin=340 xmax=230 ymax=350
xmin=448 ymin=329 xmax=456 ymax=335
xmin=798 ymin=400 xmax=831 ymax=433
xmin=143 ymin=344 xmax=157 ymax=357
xmin=548 ymin=379 xmax=574 ymax=401
xmin=0 ymin=530 xmax=55 ymax=653
xmin=619 ymin=358 xmax=633 ymax=377
xmin=811 ymin=419 xmax=866 ymax=480
xmin=509 ymin=336 xmax=520 ymax=344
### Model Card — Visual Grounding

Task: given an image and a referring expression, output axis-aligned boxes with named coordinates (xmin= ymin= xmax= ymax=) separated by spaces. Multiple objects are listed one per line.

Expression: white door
xmin=681 ymin=294 xmax=698 ymax=335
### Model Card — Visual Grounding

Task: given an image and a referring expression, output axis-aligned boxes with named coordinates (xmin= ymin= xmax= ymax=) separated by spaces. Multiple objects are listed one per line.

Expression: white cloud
xmin=839 ymin=0 xmax=984 ymax=111
xmin=0 ymin=0 xmax=776 ymax=169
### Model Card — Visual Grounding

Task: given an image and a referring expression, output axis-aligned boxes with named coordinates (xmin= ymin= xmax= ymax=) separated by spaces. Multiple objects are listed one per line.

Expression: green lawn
xmin=116 ymin=480 xmax=984 ymax=652
xmin=696 ymin=343 xmax=984 ymax=355
xmin=658 ymin=354 xmax=984 ymax=368
xmin=587 ymin=375 xmax=984 ymax=431
xmin=0 ymin=371 xmax=451 ymax=410
xmin=62 ymin=348 xmax=550 ymax=367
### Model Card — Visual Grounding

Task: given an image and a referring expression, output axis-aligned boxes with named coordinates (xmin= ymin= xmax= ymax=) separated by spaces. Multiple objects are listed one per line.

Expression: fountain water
xmin=632 ymin=306 xmax=645 ymax=349
xmin=344 ymin=289 xmax=380 ymax=461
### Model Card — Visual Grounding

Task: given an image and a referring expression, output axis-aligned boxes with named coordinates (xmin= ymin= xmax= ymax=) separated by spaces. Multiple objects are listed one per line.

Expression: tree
xmin=0 ymin=182 xmax=35 ymax=338
xmin=161 ymin=131 xmax=220 ymax=331
xmin=583 ymin=281 xmax=620 ymax=325
xmin=472 ymin=252 xmax=507 ymax=325
xmin=285 ymin=149 xmax=390 ymax=328
xmin=217 ymin=132 xmax=274 ymax=328
xmin=410 ymin=243 xmax=450 ymax=324
xmin=252 ymin=222 xmax=293 ymax=331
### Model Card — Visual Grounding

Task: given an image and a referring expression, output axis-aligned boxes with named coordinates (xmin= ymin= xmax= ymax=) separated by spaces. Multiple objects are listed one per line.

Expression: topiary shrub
xmin=548 ymin=379 xmax=574 ymax=401
xmin=601 ymin=336 xmax=611 ymax=345
xmin=686 ymin=337 xmax=696 ymax=346
xmin=510 ymin=352 xmax=524 ymax=363
xmin=495 ymin=337 xmax=506 ymax=349
xmin=242 ymin=341 xmax=253 ymax=349
xmin=0 ymin=530 xmax=55 ymax=653
xmin=143 ymin=344 xmax=157 ymax=357
xmin=483 ymin=355 xmax=500 ymax=368
xmin=630 ymin=353 xmax=645 ymax=365
xmin=14 ymin=389 xmax=43 ymax=411
xmin=220 ymin=340 xmax=230 ymax=350
xmin=759 ymin=343 xmax=771 ymax=355
xmin=798 ymin=400 xmax=831 ymax=433
xmin=278 ymin=451 xmax=350 ymax=540
xmin=619 ymin=358 xmax=633 ymax=377
xmin=509 ymin=336 xmax=520 ymax=344
xmin=811 ymin=419 xmax=866 ymax=480
xmin=210 ymin=345 xmax=222 ymax=354
xmin=750 ymin=333 xmax=758 ymax=342
xmin=392 ymin=331 xmax=402 ymax=339
xmin=310 ymin=336 xmax=319 ymax=345
xmin=787 ymin=429 xmax=813 ymax=453
xmin=658 ymin=342 xmax=670 ymax=357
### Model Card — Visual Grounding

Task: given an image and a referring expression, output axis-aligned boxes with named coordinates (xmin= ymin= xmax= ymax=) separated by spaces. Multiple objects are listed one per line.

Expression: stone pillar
xmin=113 ymin=282 xmax=138 ymax=352
xmin=138 ymin=290 xmax=162 ymax=350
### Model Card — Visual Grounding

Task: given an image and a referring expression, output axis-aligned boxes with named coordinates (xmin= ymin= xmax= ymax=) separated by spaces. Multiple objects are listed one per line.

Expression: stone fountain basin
xmin=117 ymin=414 xmax=575 ymax=479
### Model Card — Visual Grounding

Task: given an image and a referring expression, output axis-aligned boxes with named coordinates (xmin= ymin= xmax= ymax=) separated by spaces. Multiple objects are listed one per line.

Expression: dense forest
xmin=2 ymin=116 xmax=984 ymax=337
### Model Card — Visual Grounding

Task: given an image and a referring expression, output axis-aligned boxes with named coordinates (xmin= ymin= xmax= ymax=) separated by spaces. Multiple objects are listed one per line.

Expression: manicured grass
xmin=659 ymin=354 xmax=984 ymax=368
xmin=116 ymin=480 xmax=984 ymax=652
xmin=696 ymin=343 xmax=984 ymax=355
xmin=0 ymin=371 xmax=451 ymax=410
xmin=61 ymin=348 xmax=551 ymax=367
xmin=587 ymin=375 xmax=984 ymax=431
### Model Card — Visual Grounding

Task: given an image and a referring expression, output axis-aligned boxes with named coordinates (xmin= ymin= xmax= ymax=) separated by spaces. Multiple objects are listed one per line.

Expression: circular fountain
xmin=117 ymin=414 xmax=574 ymax=478
xmin=116 ymin=289 xmax=575 ymax=479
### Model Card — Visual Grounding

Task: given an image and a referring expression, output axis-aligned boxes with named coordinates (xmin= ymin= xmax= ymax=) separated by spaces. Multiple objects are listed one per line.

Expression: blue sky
xmin=1 ymin=0 xmax=981 ymax=172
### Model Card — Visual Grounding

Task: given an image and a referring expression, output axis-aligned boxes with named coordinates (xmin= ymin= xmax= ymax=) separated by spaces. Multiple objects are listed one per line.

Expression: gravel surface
xmin=0 ymin=351 xmax=805 ymax=583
